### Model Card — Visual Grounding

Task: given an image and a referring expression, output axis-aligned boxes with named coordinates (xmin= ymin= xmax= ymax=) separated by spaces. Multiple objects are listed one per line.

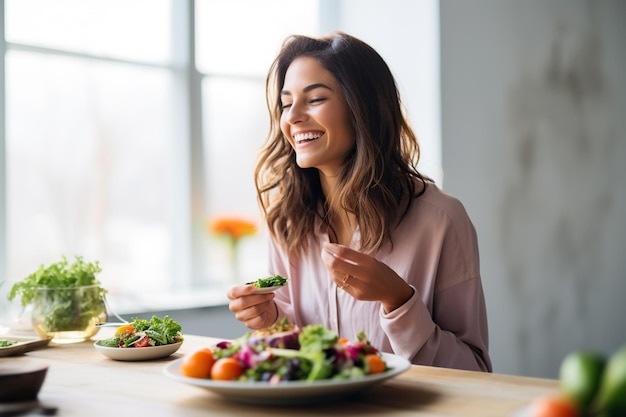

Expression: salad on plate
xmin=179 ymin=319 xmax=387 ymax=383
xmin=97 ymin=315 xmax=183 ymax=348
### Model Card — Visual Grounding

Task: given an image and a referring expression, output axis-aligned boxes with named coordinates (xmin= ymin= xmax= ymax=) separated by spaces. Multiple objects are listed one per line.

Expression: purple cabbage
xmin=235 ymin=342 xmax=274 ymax=368
xmin=215 ymin=340 xmax=231 ymax=349
xmin=248 ymin=325 xmax=302 ymax=350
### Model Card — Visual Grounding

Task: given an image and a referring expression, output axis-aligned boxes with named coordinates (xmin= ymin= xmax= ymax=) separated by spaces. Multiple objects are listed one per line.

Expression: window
xmin=0 ymin=0 xmax=321 ymax=314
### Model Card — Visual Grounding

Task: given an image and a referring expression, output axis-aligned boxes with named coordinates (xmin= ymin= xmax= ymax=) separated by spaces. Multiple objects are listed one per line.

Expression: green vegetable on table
xmin=98 ymin=315 xmax=184 ymax=348
xmin=246 ymin=275 xmax=288 ymax=288
xmin=7 ymin=255 xmax=107 ymax=333
xmin=0 ymin=340 xmax=17 ymax=347
xmin=557 ymin=344 xmax=626 ymax=417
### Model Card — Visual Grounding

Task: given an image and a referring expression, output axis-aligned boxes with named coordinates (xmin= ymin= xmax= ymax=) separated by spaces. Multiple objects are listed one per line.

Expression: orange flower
xmin=208 ymin=217 xmax=257 ymax=241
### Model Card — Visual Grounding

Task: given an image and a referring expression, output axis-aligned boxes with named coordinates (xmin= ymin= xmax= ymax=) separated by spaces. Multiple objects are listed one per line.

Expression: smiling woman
xmin=227 ymin=32 xmax=491 ymax=373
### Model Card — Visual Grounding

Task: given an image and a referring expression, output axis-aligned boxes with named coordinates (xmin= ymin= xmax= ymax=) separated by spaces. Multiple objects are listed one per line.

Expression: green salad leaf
xmin=7 ymin=255 xmax=105 ymax=306
xmin=266 ymin=324 xmax=338 ymax=381
xmin=134 ymin=315 xmax=183 ymax=345
xmin=246 ymin=275 xmax=288 ymax=288
xmin=98 ymin=315 xmax=184 ymax=348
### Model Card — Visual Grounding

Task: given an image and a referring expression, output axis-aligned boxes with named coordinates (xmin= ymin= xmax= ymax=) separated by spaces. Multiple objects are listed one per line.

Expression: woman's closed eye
xmin=280 ymin=98 xmax=326 ymax=112
xmin=309 ymin=97 xmax=327 ymax=104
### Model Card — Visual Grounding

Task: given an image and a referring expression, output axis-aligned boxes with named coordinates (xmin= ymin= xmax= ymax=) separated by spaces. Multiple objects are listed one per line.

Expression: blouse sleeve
xmin=380 ymin=279 xmax=491 ymax=371
xmin=380 ymin=191 xmax=492 ymax=372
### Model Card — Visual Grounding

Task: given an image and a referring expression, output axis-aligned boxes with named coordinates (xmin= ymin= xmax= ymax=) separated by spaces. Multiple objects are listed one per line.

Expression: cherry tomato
xmin=527 ymin=395 xmax=579 ymax=417
xmin=114 ymin=325 xmax=135 ymax=337
xmin=134 ymin=336 xmax=150 ymax=348
xmin=180 ymin=348 xmax=215 ymax=379
xmin=210 ymin=357 xmax=244 ymax=381
xmin=364 ymin=354 xmax=386 ymax=375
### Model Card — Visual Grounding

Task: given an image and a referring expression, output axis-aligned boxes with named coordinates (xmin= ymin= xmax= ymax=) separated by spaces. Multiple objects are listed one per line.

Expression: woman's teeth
xmin=294 ymin=132 xmax=322 ymax=143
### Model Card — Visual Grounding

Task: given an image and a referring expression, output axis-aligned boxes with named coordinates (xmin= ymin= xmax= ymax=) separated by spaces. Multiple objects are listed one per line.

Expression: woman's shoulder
xmin=403 ymin=182 xmax=480 ymax=271
xmin=412 ymin=181 xmax=472 ymax=221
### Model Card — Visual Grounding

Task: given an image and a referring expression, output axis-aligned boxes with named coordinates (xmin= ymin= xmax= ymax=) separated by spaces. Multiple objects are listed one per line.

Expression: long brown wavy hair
xmin=255 ymin=32 xmax=430 ymax=255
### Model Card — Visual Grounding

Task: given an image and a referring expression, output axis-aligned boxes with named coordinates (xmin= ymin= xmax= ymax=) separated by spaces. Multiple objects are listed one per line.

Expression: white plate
xmin=163 ymin=352 xmax=410 ymax=405
xmin=94 ymin=341 xmax=183 ymax=361
xmin=250 ymin=283 xmax=287 ymax=294
xmin=0 ymin=336 xmax=51 ymax=357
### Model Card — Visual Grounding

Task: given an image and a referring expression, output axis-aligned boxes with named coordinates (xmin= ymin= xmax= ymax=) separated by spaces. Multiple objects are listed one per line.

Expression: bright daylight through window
xmin=0 ymin=0 xmax=320 ymax=320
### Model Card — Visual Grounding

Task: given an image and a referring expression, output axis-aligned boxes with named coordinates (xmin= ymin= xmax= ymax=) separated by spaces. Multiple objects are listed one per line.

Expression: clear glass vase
xmin=31 ymin=284 xmax=108 ymax=344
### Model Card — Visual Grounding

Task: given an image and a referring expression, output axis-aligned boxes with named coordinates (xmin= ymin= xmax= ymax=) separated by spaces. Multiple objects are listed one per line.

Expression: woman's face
xmin=280 ymin=56 xmax=355 ymax=176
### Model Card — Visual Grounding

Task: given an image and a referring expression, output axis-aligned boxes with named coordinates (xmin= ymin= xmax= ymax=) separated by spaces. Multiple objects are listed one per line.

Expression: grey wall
xmin=440 ymin=0 xmax=626 ymax=378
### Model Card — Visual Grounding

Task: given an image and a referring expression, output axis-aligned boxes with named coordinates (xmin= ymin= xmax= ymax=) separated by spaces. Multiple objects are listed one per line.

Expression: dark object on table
xmin=0 ymin=358 xmax=48 ymax=402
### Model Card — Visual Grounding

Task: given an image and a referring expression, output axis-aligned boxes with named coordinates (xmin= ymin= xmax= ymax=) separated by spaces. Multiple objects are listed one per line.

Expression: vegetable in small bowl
xmin=7 ymin=255 xmax=108 ymax=343
xmin=94 ymin=316 xmax=184 ymax=361
xmin=97 ymin=315 xmax=184 ymax=348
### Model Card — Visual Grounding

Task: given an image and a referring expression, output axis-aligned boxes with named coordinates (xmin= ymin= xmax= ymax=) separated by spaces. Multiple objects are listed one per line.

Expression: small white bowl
xmin=94 ymin=341 xmax=183 ymax=361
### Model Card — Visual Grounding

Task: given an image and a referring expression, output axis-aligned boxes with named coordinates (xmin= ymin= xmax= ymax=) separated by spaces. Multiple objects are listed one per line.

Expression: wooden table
xmin=1 ymin=331 xmax=559 ymax=416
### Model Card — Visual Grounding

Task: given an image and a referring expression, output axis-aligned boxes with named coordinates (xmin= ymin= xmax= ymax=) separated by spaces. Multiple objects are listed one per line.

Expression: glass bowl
xmin=31 ymin=284 xmax=107 ymax=344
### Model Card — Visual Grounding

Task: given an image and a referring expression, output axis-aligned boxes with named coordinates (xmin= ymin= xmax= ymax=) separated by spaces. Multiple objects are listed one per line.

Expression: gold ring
xmin=340 ymin=274 xmax=350 ymax=289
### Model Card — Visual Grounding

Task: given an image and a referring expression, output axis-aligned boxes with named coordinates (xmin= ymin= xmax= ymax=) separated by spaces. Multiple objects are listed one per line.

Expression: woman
xmin=227 ymin=32 xmax=492 ymax=372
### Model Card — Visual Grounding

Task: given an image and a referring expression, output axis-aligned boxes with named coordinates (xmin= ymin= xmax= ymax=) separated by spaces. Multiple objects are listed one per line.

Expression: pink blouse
xmin=269 ymin=183 xmax=492 ymax=372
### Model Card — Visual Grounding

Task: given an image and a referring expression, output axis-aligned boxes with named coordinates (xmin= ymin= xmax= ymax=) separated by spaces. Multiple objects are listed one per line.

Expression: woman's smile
xmin=293 ymin=131 xmax=325 ymax=152
xmin=293 ymin=131 xmax=324 ymax=145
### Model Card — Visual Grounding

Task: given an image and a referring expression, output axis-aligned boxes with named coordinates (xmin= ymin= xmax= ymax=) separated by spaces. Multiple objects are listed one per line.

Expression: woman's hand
xmin=321 ymin=242 xmax=414 ymax=313
xmin=226 ymin=285 xmax=278 ymax=329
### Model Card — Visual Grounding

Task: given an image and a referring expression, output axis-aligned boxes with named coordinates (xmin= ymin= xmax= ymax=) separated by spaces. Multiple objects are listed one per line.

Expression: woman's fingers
xmin=323 ymin=243 xmax=360 ymax=266
xmin=226 ymin=283 xmax=256 ymax=300
xmin=321 ymin=243 xmax=373 ymax=287
xmin=227 ymin=285 xmax=277 ymax=329
xmin=233 ymin=299 xmax=276 ymax=329
xmin=321 ymin=242 xmax=411 ymax=309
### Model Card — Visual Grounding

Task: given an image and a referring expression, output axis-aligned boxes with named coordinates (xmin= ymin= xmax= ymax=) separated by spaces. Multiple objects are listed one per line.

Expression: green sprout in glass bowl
xmin=7 ymin=255 xmax=108 ymax=343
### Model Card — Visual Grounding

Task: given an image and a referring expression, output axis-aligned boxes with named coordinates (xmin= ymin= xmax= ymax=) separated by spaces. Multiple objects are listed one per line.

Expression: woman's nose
xmin=284 ymin=102 xmax=307 ymax=124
